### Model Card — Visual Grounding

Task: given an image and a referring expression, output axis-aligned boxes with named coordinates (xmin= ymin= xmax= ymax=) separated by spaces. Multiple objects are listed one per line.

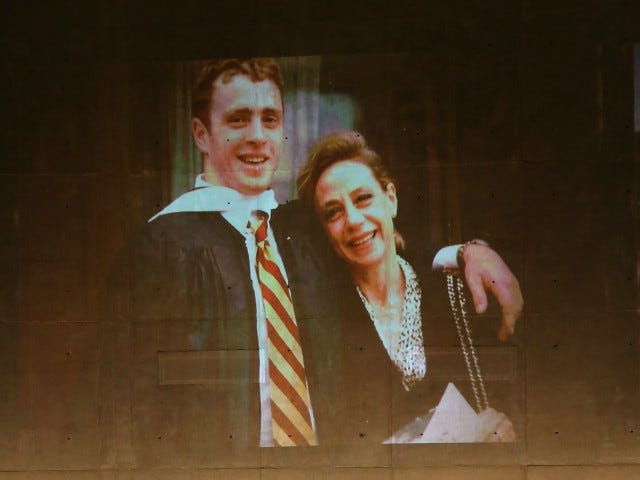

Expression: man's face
xmin=194 ymin=74 xmax=283 ymax=195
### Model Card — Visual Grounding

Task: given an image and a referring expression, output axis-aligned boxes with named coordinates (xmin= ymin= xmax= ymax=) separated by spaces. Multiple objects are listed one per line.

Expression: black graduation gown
xmin=101 ymin=202 xmax=342 ymax=466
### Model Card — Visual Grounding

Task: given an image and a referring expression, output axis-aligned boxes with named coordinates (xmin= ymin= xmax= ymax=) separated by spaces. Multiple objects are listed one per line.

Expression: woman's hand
xmin=475 ymin=407 xmax=517 ymax=442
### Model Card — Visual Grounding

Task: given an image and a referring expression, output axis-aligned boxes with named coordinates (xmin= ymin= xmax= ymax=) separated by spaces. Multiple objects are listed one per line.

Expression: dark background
xmin=1 ymin=1 xmax=638 ymax=477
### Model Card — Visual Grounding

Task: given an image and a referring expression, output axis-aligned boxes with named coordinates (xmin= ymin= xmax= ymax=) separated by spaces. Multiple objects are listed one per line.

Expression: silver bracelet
xmin=456 ymin=239 xmax=490 ymax=270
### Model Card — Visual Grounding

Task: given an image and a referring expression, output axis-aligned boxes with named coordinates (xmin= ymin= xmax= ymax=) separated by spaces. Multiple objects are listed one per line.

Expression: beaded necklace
xmin=356 ymin=256 xmax=427 ymax=391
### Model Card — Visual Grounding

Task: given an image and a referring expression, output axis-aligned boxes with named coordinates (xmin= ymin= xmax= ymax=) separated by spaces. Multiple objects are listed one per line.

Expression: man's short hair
xmin=191 ymin=58 xmax=284 ymax=129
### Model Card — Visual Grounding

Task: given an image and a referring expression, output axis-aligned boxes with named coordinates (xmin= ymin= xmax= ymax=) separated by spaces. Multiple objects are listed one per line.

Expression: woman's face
xmin=314 ymin=159 xmax=398 ymax=271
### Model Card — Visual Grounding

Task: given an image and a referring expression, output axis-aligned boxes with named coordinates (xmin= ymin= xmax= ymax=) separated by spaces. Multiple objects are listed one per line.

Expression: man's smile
xmin=237 ymin=154 xmax=269 ymax=165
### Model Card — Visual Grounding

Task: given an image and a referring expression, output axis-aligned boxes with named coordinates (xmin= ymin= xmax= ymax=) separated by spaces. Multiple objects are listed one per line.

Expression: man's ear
xmin=192 ymin=118 xmax=210 ymax=154
xmin=385 ymin=182 xmax=398 ymax=218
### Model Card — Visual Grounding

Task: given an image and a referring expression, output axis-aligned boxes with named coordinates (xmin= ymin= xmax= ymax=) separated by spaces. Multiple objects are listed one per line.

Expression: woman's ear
xmin=385 ymin=182 xmax=398 ymax=218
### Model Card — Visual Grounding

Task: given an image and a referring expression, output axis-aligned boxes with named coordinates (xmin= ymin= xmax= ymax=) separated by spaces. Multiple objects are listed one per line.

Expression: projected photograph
xmin=3 ymin=40 xmax=638 ymax=475
xmin=100 ymin=54 xmax=524 ymax=466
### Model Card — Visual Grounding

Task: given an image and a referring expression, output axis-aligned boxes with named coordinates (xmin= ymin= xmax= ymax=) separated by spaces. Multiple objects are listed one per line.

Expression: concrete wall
xmin=0 ymin=2 xmax=638 ymax=478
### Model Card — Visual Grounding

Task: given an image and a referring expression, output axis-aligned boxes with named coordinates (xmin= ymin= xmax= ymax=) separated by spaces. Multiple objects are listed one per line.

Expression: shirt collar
xmin=148 ymin=174 xmax=279 ymax=222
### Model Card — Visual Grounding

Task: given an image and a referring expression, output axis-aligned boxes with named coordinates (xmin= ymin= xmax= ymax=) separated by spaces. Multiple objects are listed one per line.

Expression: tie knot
xmin=252 ymin=211 xmax=269 ymax=243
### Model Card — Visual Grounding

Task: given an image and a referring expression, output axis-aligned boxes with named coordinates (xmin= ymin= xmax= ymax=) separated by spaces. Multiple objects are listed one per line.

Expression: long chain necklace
xmin=446 ymin=272 xmax=489 ymax=412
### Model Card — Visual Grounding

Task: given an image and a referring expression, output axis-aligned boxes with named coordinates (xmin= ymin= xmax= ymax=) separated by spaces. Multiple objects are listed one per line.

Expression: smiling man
xmin=113 ymin=59 xmax=336 ymax=460
xmin=105 ymin=58 xmax=523 ymax=464
xmin=193 ymin=72 xmax=283 ymax=195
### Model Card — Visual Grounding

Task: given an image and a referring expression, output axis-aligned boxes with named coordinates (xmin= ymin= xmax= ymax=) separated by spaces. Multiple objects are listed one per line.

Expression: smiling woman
xmin=297 ymin=131 xmax=517 ymax=444
xmin=314 ymin=160 xmax=398 ymax=271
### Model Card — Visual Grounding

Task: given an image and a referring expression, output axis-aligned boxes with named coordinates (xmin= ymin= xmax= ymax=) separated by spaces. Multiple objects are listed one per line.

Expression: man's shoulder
xmin=146 ymin=210 xmax=219 ymax=229
xmin=108 ymin=210 xmax=245 ymax=292
xmin=141 ymin=211 xmax=238 ymax=247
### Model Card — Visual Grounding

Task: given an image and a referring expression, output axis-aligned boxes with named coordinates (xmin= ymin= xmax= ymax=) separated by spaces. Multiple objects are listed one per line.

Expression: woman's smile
xmin=314 ymin=159 xmax=398 ymax=270
xmin=347 ymin=230 xmax=377 ymax=247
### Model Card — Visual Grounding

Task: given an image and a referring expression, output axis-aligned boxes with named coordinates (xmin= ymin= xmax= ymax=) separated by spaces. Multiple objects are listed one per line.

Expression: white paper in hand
xmin=421 ymin=382 xmax=482 ymax=443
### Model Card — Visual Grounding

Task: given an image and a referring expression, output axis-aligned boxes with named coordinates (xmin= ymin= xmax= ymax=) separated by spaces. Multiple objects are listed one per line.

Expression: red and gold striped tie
xmin=252 ymin=212 xmax=317 ymax=446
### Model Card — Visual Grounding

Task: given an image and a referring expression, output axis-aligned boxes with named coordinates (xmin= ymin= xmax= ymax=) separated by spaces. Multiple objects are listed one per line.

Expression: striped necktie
xmin=252 ymin=212 xmax=317 ymax=446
